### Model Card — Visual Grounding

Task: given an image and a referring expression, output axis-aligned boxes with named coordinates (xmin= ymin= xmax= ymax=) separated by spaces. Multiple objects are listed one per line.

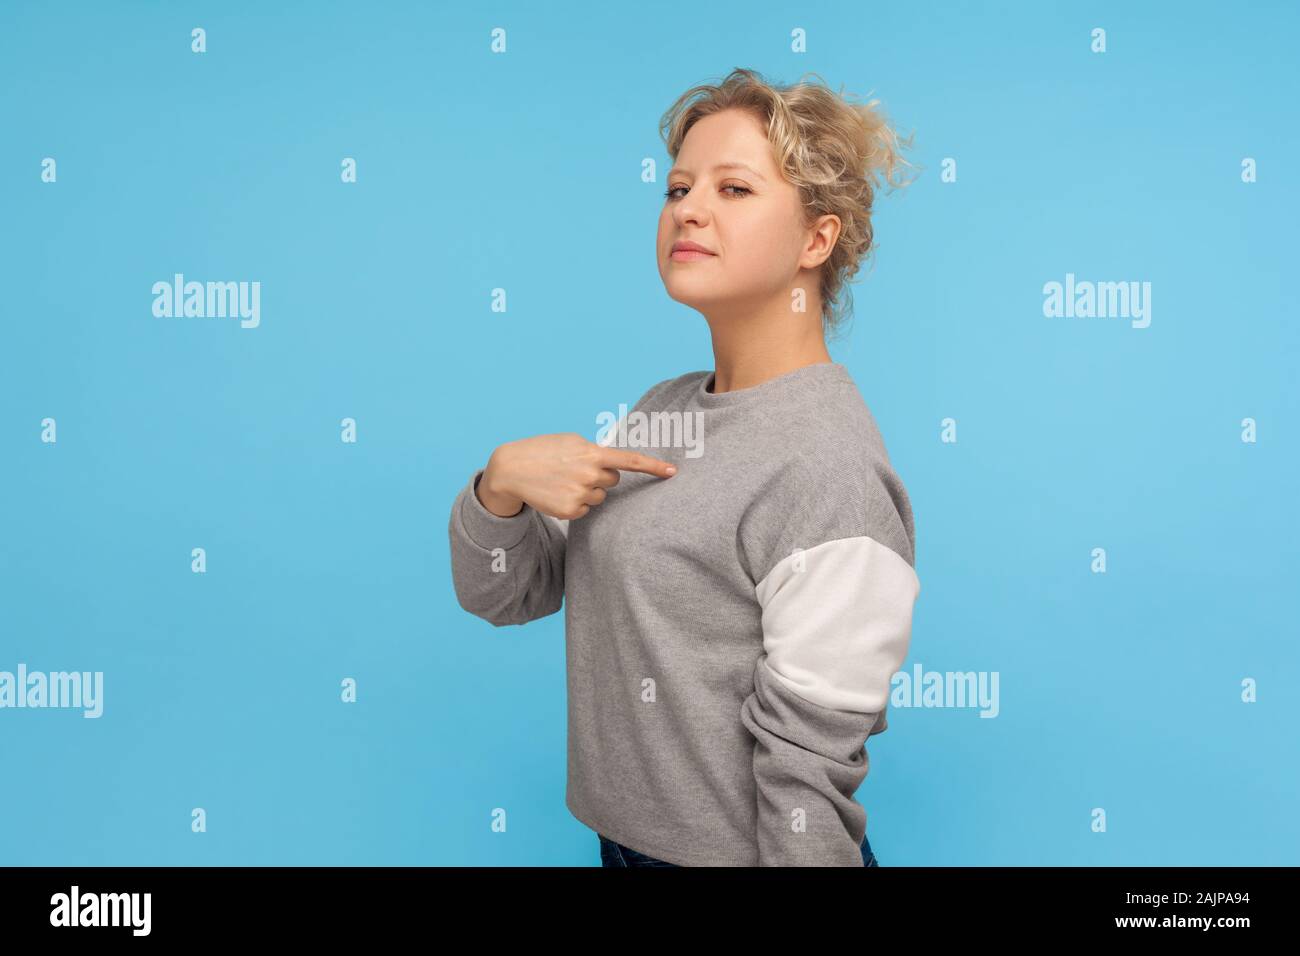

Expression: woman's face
xmin=657 ymin=108 xmax=832 ymax=320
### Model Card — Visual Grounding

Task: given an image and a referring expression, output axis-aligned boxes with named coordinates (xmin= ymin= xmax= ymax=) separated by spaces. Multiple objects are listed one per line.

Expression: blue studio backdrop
xmin=1 ymin=0 xmax=1296 ymax=866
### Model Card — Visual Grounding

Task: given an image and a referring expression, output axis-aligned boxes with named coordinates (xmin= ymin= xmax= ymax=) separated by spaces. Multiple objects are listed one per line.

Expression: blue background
xmin=1 ymin=0 xmax=1296 ymax=866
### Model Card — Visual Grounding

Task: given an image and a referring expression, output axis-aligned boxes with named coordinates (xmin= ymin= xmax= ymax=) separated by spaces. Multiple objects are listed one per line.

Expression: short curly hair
xmin=659 ymin=67 xmax=919 ymax=337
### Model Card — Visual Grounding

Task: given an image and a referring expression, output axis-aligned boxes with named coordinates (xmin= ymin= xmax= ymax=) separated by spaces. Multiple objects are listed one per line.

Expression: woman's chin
xmin=662 ymin=285 xmax=722 ymax=312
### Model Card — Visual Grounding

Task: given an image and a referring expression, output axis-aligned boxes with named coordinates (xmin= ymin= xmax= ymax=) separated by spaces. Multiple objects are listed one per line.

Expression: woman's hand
xmin=477 ymin=433 xmax=677 ymax=520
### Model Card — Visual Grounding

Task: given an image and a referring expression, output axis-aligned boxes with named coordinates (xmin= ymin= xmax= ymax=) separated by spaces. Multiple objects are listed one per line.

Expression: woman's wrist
xmin=477 ymin=460 xmax=525 ymax=518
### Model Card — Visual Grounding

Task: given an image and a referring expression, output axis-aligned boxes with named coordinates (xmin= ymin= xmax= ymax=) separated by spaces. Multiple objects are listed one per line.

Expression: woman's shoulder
xmin=782 ymin=373 xmax=893 ymax=461
xmin=630 ymin=369 xmax=711 ymax=411
xmin=756 ymin=383 xmax=916 ymax=569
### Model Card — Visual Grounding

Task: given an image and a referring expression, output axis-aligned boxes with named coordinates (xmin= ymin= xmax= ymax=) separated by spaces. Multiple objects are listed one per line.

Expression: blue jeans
xmin=599 ymin=832 xmax=880 ymax=867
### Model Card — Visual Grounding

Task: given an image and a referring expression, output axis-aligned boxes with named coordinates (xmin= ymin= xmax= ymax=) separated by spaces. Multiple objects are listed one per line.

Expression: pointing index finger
xmin=595 ymin=446 xmax=677 ymax=478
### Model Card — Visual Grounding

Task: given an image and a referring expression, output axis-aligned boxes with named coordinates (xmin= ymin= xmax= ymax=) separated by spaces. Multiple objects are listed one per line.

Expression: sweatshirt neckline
xmin=694 ymin=361 xmax=850 ymax=407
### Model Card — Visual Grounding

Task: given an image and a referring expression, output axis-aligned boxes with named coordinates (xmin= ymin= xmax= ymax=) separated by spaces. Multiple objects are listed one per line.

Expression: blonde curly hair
xmin=659 ymin=67 xmax=919 ymax=337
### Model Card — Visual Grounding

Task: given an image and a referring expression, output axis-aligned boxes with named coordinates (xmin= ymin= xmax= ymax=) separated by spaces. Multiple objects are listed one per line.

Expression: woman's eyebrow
xmin=667 ymin=161 xmax=768 ymax=183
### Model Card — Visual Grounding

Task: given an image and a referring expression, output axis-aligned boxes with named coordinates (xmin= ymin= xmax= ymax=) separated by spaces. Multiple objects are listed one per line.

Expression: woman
xmin=449 ymin=68 xmax=920 ymax=867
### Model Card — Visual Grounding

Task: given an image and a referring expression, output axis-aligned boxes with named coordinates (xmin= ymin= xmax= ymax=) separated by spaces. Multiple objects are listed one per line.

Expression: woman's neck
xmin=706 ymin=310 xmax=833 ymax=394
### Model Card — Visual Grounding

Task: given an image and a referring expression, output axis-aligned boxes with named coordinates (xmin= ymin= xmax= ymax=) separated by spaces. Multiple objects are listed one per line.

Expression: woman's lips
xmin=670 ymin=249 xmax=716 ymax=261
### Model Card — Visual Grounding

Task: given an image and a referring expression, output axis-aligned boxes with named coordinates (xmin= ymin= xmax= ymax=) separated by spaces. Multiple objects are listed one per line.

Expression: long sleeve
xmin=447 ymin=375 xmax=674 ymax=628
xmin=448 ymin=468 xmax=568 ymax=627
xmin=738 ymin=459 xmax=921 ymax=866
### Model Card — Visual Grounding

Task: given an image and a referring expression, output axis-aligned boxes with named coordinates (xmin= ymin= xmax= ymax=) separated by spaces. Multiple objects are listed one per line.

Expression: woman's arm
xmin=738 ymin=456 xmax=920 ymax=865
xmin=448 ymin=466 xmax=570 ymax=626
xmin=448 ymin=432 xmax=677 ymax=627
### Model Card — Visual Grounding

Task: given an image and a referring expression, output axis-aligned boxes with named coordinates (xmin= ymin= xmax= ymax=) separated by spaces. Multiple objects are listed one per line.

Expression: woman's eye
xmin=662 ymin=184 xmax=751 ymax=200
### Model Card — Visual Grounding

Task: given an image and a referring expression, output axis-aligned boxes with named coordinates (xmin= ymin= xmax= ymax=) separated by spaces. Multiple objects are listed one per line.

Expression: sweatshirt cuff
xmin=457 ymin=468 xmax=534 ymax=552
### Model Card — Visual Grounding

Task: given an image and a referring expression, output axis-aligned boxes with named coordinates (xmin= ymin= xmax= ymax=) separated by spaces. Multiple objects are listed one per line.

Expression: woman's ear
xmin=802 ymin=214 xmax=842 ymax=269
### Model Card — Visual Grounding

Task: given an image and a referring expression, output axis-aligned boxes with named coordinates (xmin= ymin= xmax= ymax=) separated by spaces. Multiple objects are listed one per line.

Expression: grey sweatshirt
xmin=447 ymin=361 xmax=920 ymax=866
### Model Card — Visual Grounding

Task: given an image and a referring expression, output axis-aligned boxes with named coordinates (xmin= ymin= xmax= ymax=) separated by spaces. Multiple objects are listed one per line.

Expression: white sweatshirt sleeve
xmin=738 ymin=458 xmax=921 ymax=866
